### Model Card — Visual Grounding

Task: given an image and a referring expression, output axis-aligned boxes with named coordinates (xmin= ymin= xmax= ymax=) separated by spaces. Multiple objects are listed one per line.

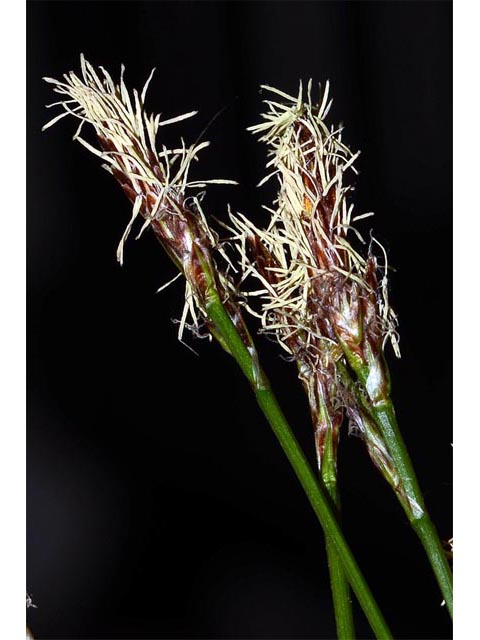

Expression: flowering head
xmin=229 ymin=81 xmax=402 ymax=465
xmin=43 ymin=55 xmax=239 ymax=342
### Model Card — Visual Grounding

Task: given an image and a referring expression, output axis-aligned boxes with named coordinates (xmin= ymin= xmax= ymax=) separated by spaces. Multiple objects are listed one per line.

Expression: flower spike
xmin=43 ymin=55 xmax=242 ymax=345
xmin=231 ymin=81 xmax=402 ymax=487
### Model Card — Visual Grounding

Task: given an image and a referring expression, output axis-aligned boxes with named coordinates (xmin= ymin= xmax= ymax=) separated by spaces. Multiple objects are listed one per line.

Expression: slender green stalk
xmin=322 ymin=439 xmax=356 ymax=640
xmin=372 ymin=402 xmax=453 ymax=617
xmin=206 ymin=289 xmax=392 ymax=640
xmin=325 ymin=532 xmax=355 ymax=640
xmin=339 ymin=356 xmax=453 ymax=617
xmin=411 ymin=513 xmax=453 ymax=613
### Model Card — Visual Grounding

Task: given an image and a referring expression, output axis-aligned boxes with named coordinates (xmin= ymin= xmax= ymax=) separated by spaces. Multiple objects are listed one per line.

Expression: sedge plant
xmin=42 ymin=56 xmax=393 ymax=638
xmin=230 ymin=81 xmax=453 ymax=622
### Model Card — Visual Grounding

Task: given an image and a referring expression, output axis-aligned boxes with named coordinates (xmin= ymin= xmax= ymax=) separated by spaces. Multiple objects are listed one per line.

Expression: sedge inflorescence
xmin=233 ymin=82 xmax=399 ymax=363
xmin=43 ymin=60 xmax=402 ymax=489
xmin=43 ymin=55 xmax=242 ymax=343
xmin=230 ymin=82 xmax=400 ymax=472
xmin=41 ymin=59 xmax=450 ymax=619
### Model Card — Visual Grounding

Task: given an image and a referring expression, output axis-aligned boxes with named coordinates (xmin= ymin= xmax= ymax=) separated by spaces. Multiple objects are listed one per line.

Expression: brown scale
xmin=361 ymin=256 xmax=383 ymax=351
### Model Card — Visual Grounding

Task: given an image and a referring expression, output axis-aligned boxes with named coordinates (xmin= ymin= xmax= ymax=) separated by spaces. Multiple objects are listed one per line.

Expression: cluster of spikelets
xmin=39 ymin=60 xmax=455 ymax=627
xmin=43 ymin=58 xmax=408 ymax=498
xmin=229 ymin=82 xmax=404 ymax=480
xmin=43 ymin=55 xmax=246 ymax=344
xmin=231 ymin=82 xmax=399 ymax=364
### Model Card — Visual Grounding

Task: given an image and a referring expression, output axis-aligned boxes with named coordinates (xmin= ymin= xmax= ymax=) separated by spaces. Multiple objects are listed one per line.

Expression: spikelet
xmin=231 ymin=81 xmax=400 ymax=470
xmin=43 ymin=55 xmax=238 ymax=342
xmin=236 ymin=81 xmax=399 ymax=359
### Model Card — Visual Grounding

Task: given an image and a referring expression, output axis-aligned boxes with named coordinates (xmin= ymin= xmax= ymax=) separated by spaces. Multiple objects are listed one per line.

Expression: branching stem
xmin=206 ymin=289 xmax=391 ymax=639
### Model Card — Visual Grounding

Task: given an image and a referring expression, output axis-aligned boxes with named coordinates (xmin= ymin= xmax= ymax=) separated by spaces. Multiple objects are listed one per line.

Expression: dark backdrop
xmin=27 ymin=1 xmax=452 ymax=639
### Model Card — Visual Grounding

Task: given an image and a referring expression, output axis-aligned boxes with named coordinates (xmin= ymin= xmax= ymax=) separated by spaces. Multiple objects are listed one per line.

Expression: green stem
xmin=325 ymin=532 xmax=356 ymax=640
xmin=206 ymin=291 xmax=392 ymax=639
xmin=373 ymin=402 xmax=453 ymax=617
xmin=322 ymin=455 xmax=356 ymax=640
xmin=337 ymin=357 xmax=452 ymax=617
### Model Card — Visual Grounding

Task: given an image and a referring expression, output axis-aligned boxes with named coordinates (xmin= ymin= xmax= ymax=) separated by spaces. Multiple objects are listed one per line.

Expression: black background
xmin=27 ymin=1 xmax=452 ymax=639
